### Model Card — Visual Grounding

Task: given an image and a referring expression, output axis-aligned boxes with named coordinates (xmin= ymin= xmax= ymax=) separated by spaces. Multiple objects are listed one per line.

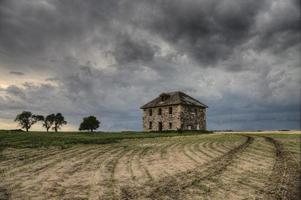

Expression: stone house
xmin=140 ymin=91 xmax=208 ymax=131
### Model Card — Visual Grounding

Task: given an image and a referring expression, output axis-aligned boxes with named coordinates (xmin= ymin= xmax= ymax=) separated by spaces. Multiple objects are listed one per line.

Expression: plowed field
xmin=0 ymin=132 xmax=300 ymax=200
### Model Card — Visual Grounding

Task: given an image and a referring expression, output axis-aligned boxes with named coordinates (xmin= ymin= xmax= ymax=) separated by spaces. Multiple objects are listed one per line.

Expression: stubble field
xmin=0 ymin=131 xmax=300 ymax=200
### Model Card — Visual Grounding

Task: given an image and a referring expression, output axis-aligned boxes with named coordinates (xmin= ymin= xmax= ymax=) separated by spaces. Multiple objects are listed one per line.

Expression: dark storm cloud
xmin=9 ymin=71 xmax=24 ymax=76
xmin=0 ymin=0 xmax=119 ymax=69
xmin=112 ymin=33 xmax=158 ymax=65
xmin=0 ymin=0 xmax=300 ymax=130
xmin=137 ymin=0 xmax=300 ymax=68
xmin=0 ymin=0 xmax=299 ymax=69
xmin=131 ymin=0 xmax=265 ymax=67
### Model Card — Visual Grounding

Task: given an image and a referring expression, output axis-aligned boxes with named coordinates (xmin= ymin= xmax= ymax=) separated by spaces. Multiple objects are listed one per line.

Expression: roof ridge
xmin=140 ymin=91 xmax=208 ymax=109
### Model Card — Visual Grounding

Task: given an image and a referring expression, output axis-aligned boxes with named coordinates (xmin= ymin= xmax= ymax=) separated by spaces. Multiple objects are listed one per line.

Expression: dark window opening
xmin=149 ymin=122 xmax=152 ymax=129
xmin=158 ymin=122 xmax=162 ymax=131
xmin=160 ymin=93 xmax=170 ymax=101
xmin=169 ymin=123 xmax=172 ymax=129
xmin=169 ymin=107 xmax=172 ymax=114
xmin=158 ymin=108 xmax=162 ymax=115
xmin=149 ymin=109 xmax=152 ymax=116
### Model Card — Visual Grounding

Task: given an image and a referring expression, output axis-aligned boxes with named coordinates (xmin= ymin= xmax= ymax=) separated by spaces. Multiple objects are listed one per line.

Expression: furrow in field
xmin=86 ymin=147 xmax=128 ymax=200
xmin=120 ymin=135 xmax=252 ymax=200
xmin=183 ymin=142 xmax=202 ymax=164
xmin=57 ymin=147 xmax=125 ymax=200
xmin=2 ymin=145 xmax=97 ymax=175
xmin=3 ymin=145 xmax=112 ymax=199
xmin=0 ymin=147 xmax=77 ymax=172
xmin=147 ymin=139 xmax=242 ymax=179
xmin=124 ymin=149 xmax=140 ymax=181
xmin=187 ymin=141 xmax=230 ymax=164
xmin=123 ymin=148 xmax=151 ymax=185
xmin=263 ymin=136 xmax=301 ymax=200
xmin=198 ymin=141 xmax=223 ymax=158
xmin=144 ymin=142 xmax=180 ymax=179
xmin=136 ymin=147 xmax=153 ymax=181
xmin=0 ymin=147 xmax=52 ymax=163
xmin=101 ymin=147 xmax=132 ymax=200
xmin=180 ymin=141 xmax=219 ymax=166
xmin=202 ymin=137 xmax=275 ymax=200
xmin=189 ymin=142 xmax=212 ymax=163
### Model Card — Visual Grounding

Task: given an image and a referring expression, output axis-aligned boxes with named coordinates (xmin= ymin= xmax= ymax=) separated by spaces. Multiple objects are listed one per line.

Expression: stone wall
xmin=142 ymin=105 xmax=206 ymax=131
xmin=142 ymin=105 xmax=181 ymax=131
xmin=180 ymin=105 xmax=206 ymax=130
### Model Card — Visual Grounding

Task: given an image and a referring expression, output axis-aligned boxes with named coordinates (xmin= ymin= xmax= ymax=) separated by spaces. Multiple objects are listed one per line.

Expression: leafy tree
xmin=79 ymin=116 xmax=100 ymax=132
xmin=52 ymin=113 xmax=67 ymax=132
xmin=14 ymin=111 xmax=43 ymax=132
xmin=34 ymin=115 xmax=44 ymax=122
xmin=42 ymin=114 xmax=56 ymax=132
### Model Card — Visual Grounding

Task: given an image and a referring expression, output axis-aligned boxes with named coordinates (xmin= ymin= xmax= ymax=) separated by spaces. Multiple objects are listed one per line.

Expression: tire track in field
xmin=87 ymin=147 xmax=128 ymax=200
xmin=136 ymin=147 xmax=153 ymax=181
xmin=204 ymin=137 xmax=275 ymax=200
xmin=146 ymin=139 xmax=243 ymax=180
xmin=126 ymin=149 xmax=140 ymax=181
xmin=101 ymin=147 xmax=132 ymax=200
xmin=120 ymin=135 xmax=253 ymax=200
xmin=264 ymin=136 xmax=301 ymax=200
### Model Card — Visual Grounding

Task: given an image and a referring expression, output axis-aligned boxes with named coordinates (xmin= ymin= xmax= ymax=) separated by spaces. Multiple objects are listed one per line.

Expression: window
xmin=158 ymin=108 xmax=162 ymax=115
xmin=158 ymin=122 xmax=162 ymax=131
xmin=169 ymin=122 xmax=172 ymax=129
xmin=149 ymin=121 xmax=152 ymax=129
xmin=149 ymin=109 xmax=152 ymax=116
xmin=160 ymin=94 xmax=170 ymax=101
xmin=169 ymin=107 xmax=172 ymax=114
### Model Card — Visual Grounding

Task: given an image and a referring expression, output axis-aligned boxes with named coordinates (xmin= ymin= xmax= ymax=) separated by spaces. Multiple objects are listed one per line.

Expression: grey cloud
xmin=9 ymin=71 xmax=24 ymax=76
xmin=112 ymin=33 xmax=159 ymax=65
xmin=5 ymin=85 xmax=26 ymax=98
xmin=0 ymin=0 xmax=300 ymax=131
xmin=133 ymin=0 xmax=267 ymax=67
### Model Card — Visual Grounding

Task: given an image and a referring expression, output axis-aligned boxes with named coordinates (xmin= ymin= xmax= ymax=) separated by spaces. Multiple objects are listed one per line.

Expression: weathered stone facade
xmin=141 ymin=92 xmax=207 ymax=132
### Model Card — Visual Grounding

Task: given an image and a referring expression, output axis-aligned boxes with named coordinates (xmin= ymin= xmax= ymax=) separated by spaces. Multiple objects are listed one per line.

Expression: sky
xmin=0 ymin=0 xmax=300 ymax=131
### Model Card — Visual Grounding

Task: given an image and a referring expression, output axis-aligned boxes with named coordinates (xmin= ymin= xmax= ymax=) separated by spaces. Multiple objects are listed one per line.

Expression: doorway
xmin=158 ymin=122 xmax=162 ymax=131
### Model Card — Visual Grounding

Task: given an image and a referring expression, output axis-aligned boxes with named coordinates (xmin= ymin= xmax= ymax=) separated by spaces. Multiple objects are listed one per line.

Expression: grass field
xmin=0 ymin=131 xmax=300 ymax=200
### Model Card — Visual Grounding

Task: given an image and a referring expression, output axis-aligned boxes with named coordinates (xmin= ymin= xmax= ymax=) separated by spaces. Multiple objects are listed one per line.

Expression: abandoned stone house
xmin=140 ymin=91 xmax=208 ymax=131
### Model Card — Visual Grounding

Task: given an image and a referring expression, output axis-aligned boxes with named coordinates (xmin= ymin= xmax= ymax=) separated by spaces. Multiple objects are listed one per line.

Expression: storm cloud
xmin=0 ymin=0 xmax=299 ymax=131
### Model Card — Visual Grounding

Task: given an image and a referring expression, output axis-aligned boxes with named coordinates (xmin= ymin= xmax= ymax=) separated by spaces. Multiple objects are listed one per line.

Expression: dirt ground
xmin=0 ymin=133 xmax=300 ymax=200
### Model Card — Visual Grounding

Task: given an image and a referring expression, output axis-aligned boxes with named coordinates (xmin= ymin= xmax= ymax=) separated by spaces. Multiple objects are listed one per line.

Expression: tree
xmin=52 ymin=113 xmax=67 ymax=132
xmin=79 ymin=116 xmax=100 ymax=132
xmin=14 ymin=111 xmax=43 ymax=132
xmin=42 ymin=114 xmax=55 ymax=132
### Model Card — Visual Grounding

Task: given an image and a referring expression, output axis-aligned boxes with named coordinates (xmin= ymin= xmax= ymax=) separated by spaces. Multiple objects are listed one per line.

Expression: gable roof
xmin=140 ymin=91 xmax=208 ymax=109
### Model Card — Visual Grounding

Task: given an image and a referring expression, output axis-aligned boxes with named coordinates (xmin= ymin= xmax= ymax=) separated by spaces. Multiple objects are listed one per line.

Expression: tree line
xmin=15 ymin=111 xmax=100 ymax=132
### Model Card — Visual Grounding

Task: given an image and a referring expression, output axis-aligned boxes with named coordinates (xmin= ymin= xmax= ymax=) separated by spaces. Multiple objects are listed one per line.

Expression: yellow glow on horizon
xmin=0 ymin=83 xmax=9 ymax=89
xmin=0 ymin=118 xmax=78 ymax=132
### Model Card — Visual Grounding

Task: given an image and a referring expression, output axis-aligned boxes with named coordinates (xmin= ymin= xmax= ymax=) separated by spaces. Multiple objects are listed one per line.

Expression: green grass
xmin=0 ymin=130 xmax=212 ymax=149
